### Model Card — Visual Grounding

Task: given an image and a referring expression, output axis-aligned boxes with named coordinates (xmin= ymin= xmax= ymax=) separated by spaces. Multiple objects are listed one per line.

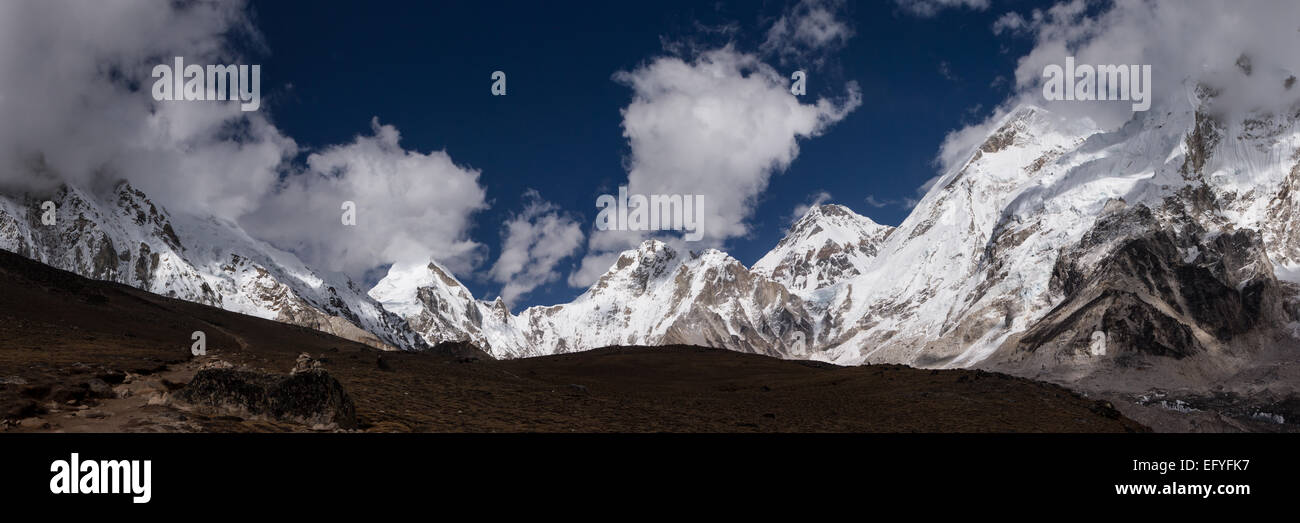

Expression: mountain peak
xmin=368 ymin=258 xmax=473 ymax=317
xmin=752 ymin=202 xmax=893 ymax=294
xmin=633 ymin=238 xmax=671 ymax=254
xmin=794 ymin=203 xmax=881 ymax=230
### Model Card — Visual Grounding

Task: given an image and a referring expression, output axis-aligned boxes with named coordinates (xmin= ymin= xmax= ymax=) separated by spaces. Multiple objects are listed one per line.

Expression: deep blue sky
xmin=248 ymin=0 xmax=1045 ymax=309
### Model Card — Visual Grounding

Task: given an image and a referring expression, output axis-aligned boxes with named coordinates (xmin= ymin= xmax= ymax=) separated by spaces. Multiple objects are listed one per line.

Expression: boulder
xmin=176 ymin=364 xmax=356 ymax=429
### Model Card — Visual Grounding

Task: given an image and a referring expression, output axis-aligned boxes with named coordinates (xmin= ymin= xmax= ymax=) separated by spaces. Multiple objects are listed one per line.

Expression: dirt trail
xmin=11 ymin=360 xmax=201 ymax=433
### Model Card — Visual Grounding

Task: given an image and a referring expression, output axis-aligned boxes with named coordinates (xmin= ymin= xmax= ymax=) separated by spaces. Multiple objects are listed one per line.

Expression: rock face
xmin=177 ymin=364 xmax=357 ymax=429
xmin=0 ymin=182 xmax=426 ymax=352
xmin=1010 ymin=212 xmax=1295 ymax=374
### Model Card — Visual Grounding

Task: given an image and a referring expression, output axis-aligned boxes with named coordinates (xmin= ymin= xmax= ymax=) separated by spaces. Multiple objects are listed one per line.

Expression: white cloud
xmin=0 ymin=0 xmax=295 ymax=220
xmin=567 ymin=238 xmax=627 ymax=289
xmin=864 ymin=193 xmax=921 ymax=209
xmin=567 ymin=46 xmax=861 ymax=288
xmin=991 ymin=11 xmax=1030 ymax=35
xmin=762 ymin=0 xmax=855 ymax=65
xmin=895 ymin=0 xmax=991 ymax=18
xmin=791 ymin=190 xmax=833 ymax=221
xmin=241 ymin=118 xmax=488 ymax=276
xmin=938 ymin=60 xmax=957 ymax=82
xmin=489 ymin=190 xmax=584 ymax=307
xmin=1011 ymin=0 xmax=1299 ymax=126
xmin=863 ymin=194 xmax=891 ymax=208
xmin=935 ymin=115 xmax=1002 ymax=177
xmin=615 ymin=47 xmax=860 ymax=242
xmin=991 ymin=0 xmax=1086 ymax=36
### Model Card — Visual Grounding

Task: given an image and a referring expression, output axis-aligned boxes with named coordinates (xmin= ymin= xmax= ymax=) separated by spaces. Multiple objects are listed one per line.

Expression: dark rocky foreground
xmin=0 ymin=248 xmax=1146 ymax=432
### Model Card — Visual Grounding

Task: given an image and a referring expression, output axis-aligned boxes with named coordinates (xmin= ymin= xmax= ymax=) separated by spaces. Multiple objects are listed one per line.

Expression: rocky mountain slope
xmin=810 ymin=86 xmax=1300 ymax=374
xmin=0 ymin=182 xmax=426 ymax=352
xmin=370 ymin=240 xmax=816 ymax=359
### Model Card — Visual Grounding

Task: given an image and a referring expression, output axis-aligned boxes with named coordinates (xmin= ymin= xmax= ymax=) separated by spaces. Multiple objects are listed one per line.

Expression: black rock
xmin=176 ymin=367 xmax=357 ymax=429
xmin=96 ymin=370 xmax=126 ymax=385
xmin=1090 ymin=400 xmax=1122 ymax=420
xmin=430 ymin=340 xmax=492 ymax=363
xmin=85 ymin=378 xmax=113 ymax=398
xmin=18 ymin=384 xmax=51 ymax=399
xmin=5 ymin=400 xmax=47 ymax=419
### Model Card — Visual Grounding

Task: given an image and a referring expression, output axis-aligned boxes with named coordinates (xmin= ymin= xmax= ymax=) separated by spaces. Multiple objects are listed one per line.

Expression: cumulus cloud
xmin=241 ymin=118 xmax=488 ymax=276
xmin=935 ymin=0 xmax=1300 ymax=176
xmin=616 ymin=47 xmax=860 ymax=241
xmin=488 ymin=190 xmax=584 ymax=307
xmin=0 ymin=0 xmax=295 ymax=220
xmin=567 ymin=46 xmax=861 ymax=288
xmin=761 ymin=0 xmax=855 ymax=65
xmin=895 ymin=0 xmax=990 ymax=18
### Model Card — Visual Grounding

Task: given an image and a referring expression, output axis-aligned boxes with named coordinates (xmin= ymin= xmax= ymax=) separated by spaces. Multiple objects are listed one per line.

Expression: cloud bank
xmin=935 ymin=0 xmax=1300 ymax=176
xmin=0 ymin=0 xmax=294 ymax=219
xmin=0 ymin=0 xmax=493 ymax=285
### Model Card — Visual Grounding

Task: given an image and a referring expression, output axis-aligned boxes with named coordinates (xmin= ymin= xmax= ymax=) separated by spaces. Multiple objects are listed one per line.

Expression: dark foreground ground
xmin=0 ymin=249 xmax=1145 ymax=432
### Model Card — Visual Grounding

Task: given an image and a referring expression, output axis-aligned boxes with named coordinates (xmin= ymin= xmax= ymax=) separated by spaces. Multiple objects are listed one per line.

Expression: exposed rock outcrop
xmin=176 ymin=360 xmax=356 ymax=429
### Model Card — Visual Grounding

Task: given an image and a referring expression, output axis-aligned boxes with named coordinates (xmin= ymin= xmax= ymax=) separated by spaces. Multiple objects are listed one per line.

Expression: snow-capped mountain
xmin=807 ymin=79 xmax=1300 ymax=376
xmin=367 ymin=257 xmax=512 ymax=350
xmin=377 ymin=73 xmax=1300 ymax=378
xmin=370 ymin=240 xmax=815 ymax=359
xmin=804 ymin=105 xmax=1109 ymax=365
xmin=752 ymin=203 xmax=893 ymax=294
xmin=0 ymin=181 xmax=426 ymax=352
